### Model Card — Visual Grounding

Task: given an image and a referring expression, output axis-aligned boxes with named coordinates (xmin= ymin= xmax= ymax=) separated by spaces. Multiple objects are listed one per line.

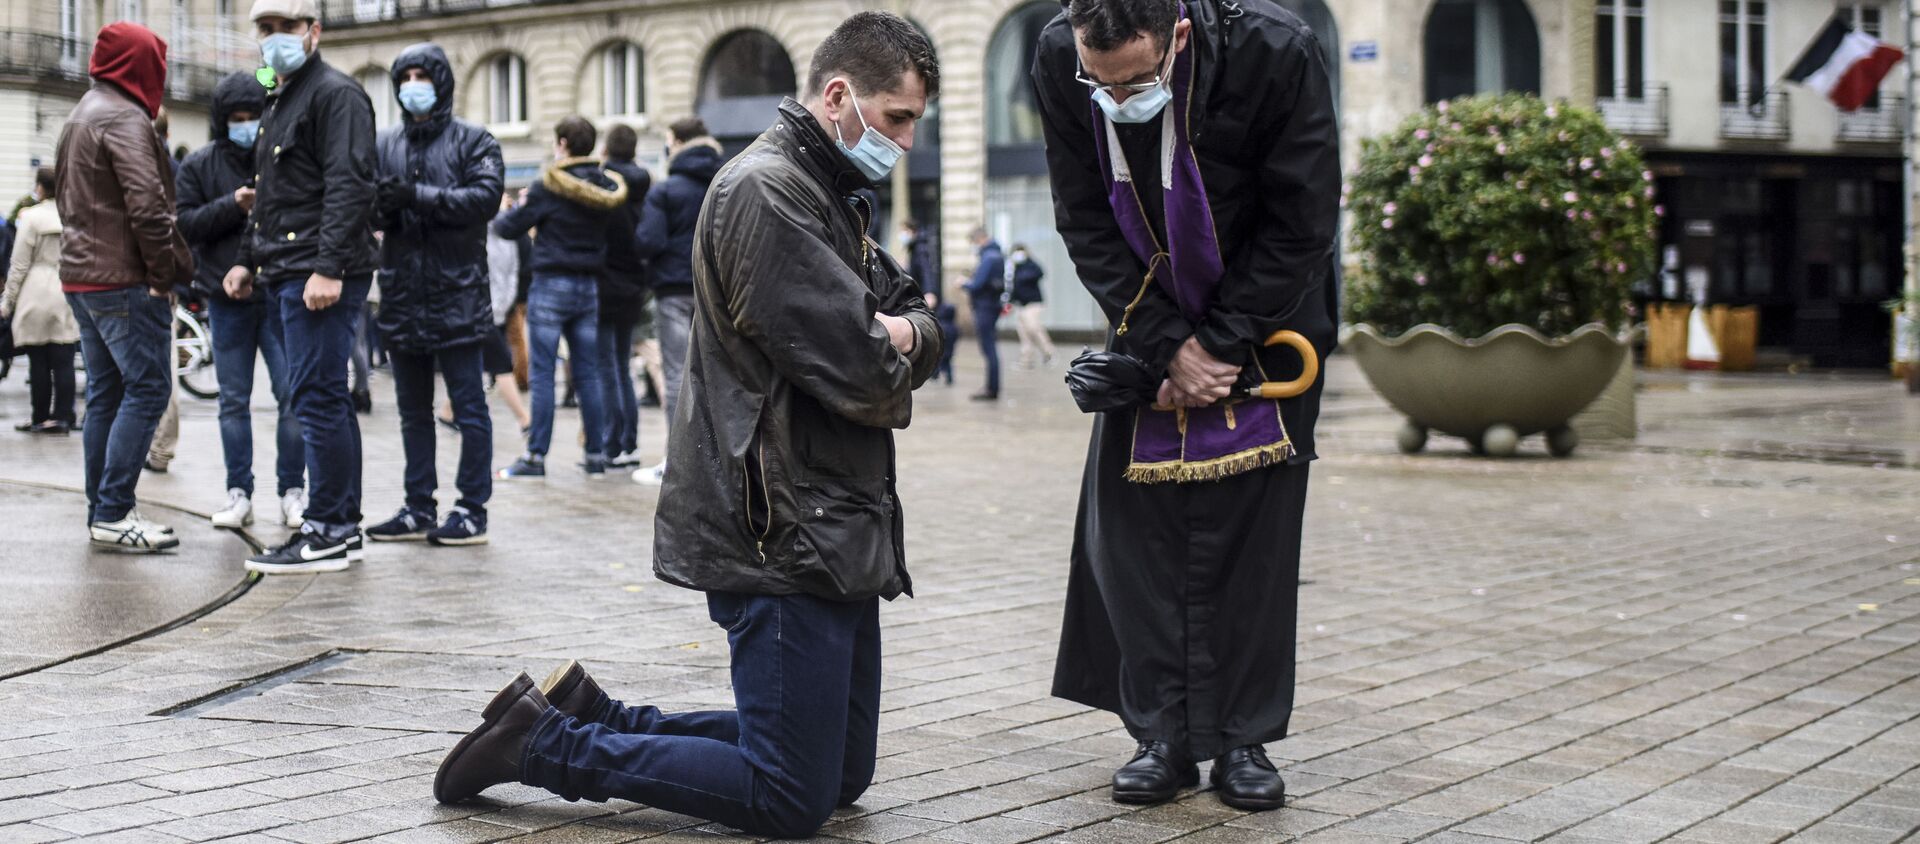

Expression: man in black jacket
xmin=433 ymin=13 xmax=941 ymax=839
xmin=596 ymin=124 xmax=650 ymax=470
xmin=1035 ymin=0 xmax=1339 ymax=811
xmin=181 ymin=70 xmax=308 ymax=532
xmin=364 ymin=43 xmax=504 ymax=547
xmin=491 ymin=116 xmax=627 ymax=479
xmin=222 ymin=0 xmax=379 ymax=573
xmin=628 ymin=116 xmax=720 ymax=485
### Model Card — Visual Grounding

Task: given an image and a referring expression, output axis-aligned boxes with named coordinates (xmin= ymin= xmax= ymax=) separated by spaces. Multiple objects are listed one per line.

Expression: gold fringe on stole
xmin=1124 ymin=439 xmax=1297 ymax=484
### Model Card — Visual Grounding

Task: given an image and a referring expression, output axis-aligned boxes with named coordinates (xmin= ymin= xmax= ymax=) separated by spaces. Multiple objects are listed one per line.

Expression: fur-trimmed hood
xmin=542 ymin=156 xmax=627 ymax=211
xmin=667 ymin=137 xmax=725 ymax=184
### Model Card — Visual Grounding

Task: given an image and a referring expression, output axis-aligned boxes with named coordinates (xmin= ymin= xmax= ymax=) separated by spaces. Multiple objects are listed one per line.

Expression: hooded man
xmin=1035 ymin=0 xmax=1339 ymax=811
xmin=56 ymin=21 xmax=194 ymax=552
xmin=628 ymin=115 xmax=722 ymax=485
xmin=596 ymin=124 xmax=652 ymax=470
xmin=364 ymin=43 xmax=505 ymax=547
xmin=223 ymin=0 xmax=380 ymax=574
xmin=183 ymin=70 xmax=309 ymax=533
xmin=432 ymin=13 xmax=941 ymax=839
xmin=492 ymin=116 xmax=628 ymax=480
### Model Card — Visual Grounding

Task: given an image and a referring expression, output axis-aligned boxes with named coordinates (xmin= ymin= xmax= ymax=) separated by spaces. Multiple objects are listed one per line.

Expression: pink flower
xmin=1625 ymin=197 xmax=1636 ymax=208
xmin=1437 ymin=101 xmax=1450 ymax=114
xmin=1614 ymin=261 xmax=1627 ymax=273
xmin=1415 ymin=128 xmax=1431 ymax=140
xmin=1545 ymin=105 xmax=1559 ymax=118
xmin=1644 ymin=186 xmax=1655 ymax=199
xmin=1642 ymin=170 xmax=1654 ymax=181
xmin=1516 ymin=179 xmax=1528 ymax=189
xmin=1513 ymin=252 xmax=1526 ymax=264
xmin=1580 ymin=157 xmax=1593 ymax=170
xmin=1541 ymin=199 xmax=1553 ymax=209
xmin=1425 ymin=142 xmax=1437 ymax=153
xmin=1383 ymin=202 xmax=1397 ymax=215
xmin=1654 ymin=204 xmax=1666 ymax=217
xmin=1487 ymin=253 xmax=1500 ymax=266
xmin=1415 ymin=273 xmax=1429 ymax=286
xmin=1582 ymin=210 xmax=1594 ymax=220
xmin=1409 ymin=166 xmax=1421 ymax=179
xmin=1558 ymin=131 xmax=1570 ymax=142
xmin=1496 ymin=142 xmax=1508 ymax=155
xmin=1566 ymin=209 xmax=1577 ymax=220
xmin=1600 ymin=147 xmax=1614 ymax=158
xmin=1450 ymin=122 xmax=1462 ymax=132
xmin=1418 ymin=155 xmax=1434 ymax=167
xmin=1381 ymin=218 xmax=1394 ymax=229
xmin=1564 ymin=191 xmax=1579 ymax=203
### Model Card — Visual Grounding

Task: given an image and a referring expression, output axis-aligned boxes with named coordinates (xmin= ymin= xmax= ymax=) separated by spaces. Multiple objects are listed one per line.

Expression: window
xmin=1595 ymin=0 xmax=1646 ymax=99
xmin=1719 ymin=0 xmax=1767 ymax=105
xmin=1423 ymin=0 xmax=1542 ymax=103
xmin=118 ymin=0 xmax=143 ymax=20
xmin=986 ymin=3 xmax=1057 ymax=147
xmin=60 ymin=0 xmax=82 ymax=62
xmin=603 ymin=42 xmax=644 ymax=117
xmin=488 ymin=54 xmax=528 ymax=126
xmin=1840 ymin=2 xmax=1886 ymax=108
xmin=359 ymin=69 xmax=398 ymax=132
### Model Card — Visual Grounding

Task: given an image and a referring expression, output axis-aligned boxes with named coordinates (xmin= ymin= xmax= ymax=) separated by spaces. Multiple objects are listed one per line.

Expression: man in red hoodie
xmin=55 ymin=22 xmax=194 ymax=553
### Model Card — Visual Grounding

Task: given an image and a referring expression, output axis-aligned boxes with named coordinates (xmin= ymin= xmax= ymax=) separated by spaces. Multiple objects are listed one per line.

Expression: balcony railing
xmin=0 ymin=30 xmax=223 ymax=101
xmin=1837 ymin=95 xmax=1904 ymax=144
xmin=1720 ymin=89 xmax=1790 ymax=141
xmin=318 ymin=0 xmax=570 ymax=29
xmin=1596 ymin=83 xmax=1669 ymax=138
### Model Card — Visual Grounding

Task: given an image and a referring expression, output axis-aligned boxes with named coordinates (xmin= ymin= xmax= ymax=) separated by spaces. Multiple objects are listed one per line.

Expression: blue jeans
xmin=522 ymin=592 xmax=881 ymax=839
xmin=275 ymin=275 xmax=370 ymax=537
xmin=973 ymin=301 xmax=1002 ymax=396
xmin=209 ymin=296 xmax=304 ymax=497
xmin=66 ymin=287 xmax=172 ymax=524
xmin=597 ymin=314 xmax=637 ymax=457
xmin=389 ymin=343 xmax=492 ymax=519
xmin=525 ymin=274 xmax=606 ymax=459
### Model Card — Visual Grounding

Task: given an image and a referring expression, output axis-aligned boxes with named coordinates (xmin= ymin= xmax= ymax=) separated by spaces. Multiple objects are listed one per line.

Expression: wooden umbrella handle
xmin=1248 ymin=330 xmax=1319 ymax=400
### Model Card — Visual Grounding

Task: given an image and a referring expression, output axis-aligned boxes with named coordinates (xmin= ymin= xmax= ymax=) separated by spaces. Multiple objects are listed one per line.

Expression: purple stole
xmin=1095 ymin=20 xmax=1294 ymax=484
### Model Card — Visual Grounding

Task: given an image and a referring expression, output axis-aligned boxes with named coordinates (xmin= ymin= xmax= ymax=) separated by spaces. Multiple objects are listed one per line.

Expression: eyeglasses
xmin=1073 ymin=33 xmax=1176 ymax=94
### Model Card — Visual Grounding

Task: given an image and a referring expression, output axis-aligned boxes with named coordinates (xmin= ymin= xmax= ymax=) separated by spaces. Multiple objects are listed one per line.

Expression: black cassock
xmin=1031 ymin=0 xmax=1341 ymax=761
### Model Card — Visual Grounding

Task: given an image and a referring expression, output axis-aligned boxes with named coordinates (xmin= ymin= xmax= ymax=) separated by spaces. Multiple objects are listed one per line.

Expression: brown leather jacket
xmin=55 ymin=83 xmax=192 ymax=293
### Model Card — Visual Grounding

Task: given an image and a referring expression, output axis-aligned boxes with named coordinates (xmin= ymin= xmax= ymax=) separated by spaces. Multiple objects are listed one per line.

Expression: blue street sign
xmin=1350 ymin=41 xmax=1379 ymax=63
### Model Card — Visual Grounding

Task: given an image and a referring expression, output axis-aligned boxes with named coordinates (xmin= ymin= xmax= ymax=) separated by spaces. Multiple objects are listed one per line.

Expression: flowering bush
xmin=1345 ymin=94 xmax=1657 ymax=339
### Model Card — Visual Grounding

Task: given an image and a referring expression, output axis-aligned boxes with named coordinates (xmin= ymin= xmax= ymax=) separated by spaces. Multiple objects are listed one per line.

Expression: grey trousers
xmin=655 ymin=293 xmax=695 ymax=438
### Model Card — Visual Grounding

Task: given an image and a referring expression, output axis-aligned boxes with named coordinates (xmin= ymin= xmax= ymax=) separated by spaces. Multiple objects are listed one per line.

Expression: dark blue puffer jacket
xmin=373 ymin=42 xmax=505 ymax=352
xmin=634 ymin=138 xmax=722 ymax=296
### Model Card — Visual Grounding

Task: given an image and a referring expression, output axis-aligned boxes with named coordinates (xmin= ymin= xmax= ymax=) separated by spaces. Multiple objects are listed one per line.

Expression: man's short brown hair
xmin=806 ymin=11 xmax=940 ymax=100
xmin=555 ymin=115 xmax=596 ymax=157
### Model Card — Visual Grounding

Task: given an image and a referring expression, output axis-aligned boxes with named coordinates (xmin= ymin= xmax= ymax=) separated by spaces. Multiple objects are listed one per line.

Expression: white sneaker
xmin=281 ymin=488 xmax=307 ymax=527
xmin=211 ymin=488 xmax=253 ymax=528
xmin=91 ymin=516 xmax=179 ymax=553
xmin=128 ymin=511 xmax=177 ymax=535
xmin=631 ymin=462 xmax=666 ymax=486
xmin=609 ymin=450 xmax=641 ymax=468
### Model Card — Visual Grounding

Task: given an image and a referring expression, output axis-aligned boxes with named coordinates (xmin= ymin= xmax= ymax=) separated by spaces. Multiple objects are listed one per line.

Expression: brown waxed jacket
xmin=55 ymin=82 xmax=193 ymax=293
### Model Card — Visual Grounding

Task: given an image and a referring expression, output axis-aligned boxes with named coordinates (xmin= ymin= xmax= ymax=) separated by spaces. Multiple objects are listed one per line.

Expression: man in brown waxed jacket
xmin=55 ymin=21 xmax=194 ymax=553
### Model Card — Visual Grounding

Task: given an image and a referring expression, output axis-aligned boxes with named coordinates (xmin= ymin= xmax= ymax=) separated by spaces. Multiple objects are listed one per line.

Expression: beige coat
xmin=3 ymin=202 xmax=81 ymax=347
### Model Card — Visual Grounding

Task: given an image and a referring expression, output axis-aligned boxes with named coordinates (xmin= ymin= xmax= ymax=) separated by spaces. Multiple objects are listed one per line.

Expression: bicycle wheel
xmin=175 ymin=304 xmax=220 ymax=400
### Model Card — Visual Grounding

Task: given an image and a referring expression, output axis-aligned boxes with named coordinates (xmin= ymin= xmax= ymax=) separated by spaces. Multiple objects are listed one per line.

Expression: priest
xmin=1033 ymin=0 xmax=1340 ymax=811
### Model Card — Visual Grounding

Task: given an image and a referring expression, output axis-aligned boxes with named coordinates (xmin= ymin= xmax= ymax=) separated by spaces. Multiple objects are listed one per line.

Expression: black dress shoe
xmin=434 ymin=673 xmax=551 ymax=803
xmin=537 ymin=659 xmax=604 ymax=722
xmin=1112 ymin=740 xmax=1198 ymax=805
xmin=1210 ymin=745 xmax=1285 ymax=811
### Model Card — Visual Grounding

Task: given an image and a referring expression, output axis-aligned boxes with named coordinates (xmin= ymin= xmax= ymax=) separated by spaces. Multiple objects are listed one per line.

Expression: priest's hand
xmin=1168 ymin=337 xmax=1237 ymax=403
xmin=1157 ymin=379 xmax=1214 ymax=409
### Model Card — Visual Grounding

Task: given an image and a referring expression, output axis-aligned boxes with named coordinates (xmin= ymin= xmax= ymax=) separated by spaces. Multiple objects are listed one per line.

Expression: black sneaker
xmin=428 ymin=507 xmax=488 ymax=546
xmin=246 ymin=529 xmax=352 ymax=574
xmin=581 ymin=454 xmax=608 ymax=479
xmin=367 ymin=507 xmax=435 ymax=542
xmin=499 ymin=456 xmax=545 ymax=478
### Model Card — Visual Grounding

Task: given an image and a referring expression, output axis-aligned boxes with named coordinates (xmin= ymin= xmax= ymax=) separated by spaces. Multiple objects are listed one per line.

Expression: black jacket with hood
xmin=652 ymin=99 xmax=941 ymax=603
xmin=600 ymin=156 xmax=651 ymax=322
xmin=633 ymin=138 xmax=722 ymax=297
xmin=177 ymin=71 xmax=265 ymax=302
xmin=235 ymin=49 xmax=378 ymax=284
xmin=372 ymin=43 xmax=505 ymax=353
xmin=491 ymin=156 xmax=627 ymax=277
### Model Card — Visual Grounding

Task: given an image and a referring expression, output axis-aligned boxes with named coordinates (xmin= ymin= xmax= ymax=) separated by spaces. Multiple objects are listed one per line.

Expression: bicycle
xmin=175 ymin=297 xmax=219 ymax=399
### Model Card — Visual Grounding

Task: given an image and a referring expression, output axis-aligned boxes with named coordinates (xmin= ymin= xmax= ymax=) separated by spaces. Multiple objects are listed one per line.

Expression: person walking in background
xmin=3 ymin=168 xmax=80 ymax=435
xmin=492 ymin=116 xmax=628 ymax=480
xmin=963 ymin=227 xmax=1004 ymax=401
xmin=145 ymin=106 xmax=182 ymax=475
xmin=597 ymin=124 xmax=652 ymax=471
xmin=1007 ymin=244 xmax=1054 ymax=368
xmin=223 ymin=0 xmax=380 ymax=573
xmin=478 ymin=192 xmax=531 ymax=434
xmin=180 ymin=70 xmax=309 ymax=530
xmin=627 ymin=116 xmax=719 ymax=485
xmin=365 ymin=43 xmax=504 ymax=548
xmin=902 ymin=217 xmax=938 ymax=297
xmin=56 ymin=21 xmax=194 ymax=552
xmin=927 ymin=289 xmax=958 ymax=386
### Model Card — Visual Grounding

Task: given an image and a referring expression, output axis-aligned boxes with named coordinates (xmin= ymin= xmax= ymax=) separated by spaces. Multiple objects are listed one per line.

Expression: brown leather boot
xmin=433 ymin=673 xmax=549 ymax=803
xmin=538 ymin=659 xmax=604 ymax=722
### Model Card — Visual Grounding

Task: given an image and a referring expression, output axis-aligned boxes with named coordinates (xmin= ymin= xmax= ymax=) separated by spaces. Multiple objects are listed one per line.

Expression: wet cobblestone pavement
xmin=0 ymin=355 xmax=1916 ymax=843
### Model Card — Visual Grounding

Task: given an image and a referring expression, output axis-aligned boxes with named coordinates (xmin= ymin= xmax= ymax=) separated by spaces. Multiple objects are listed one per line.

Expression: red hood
xmin=90 ymin=22 xmax=168 ymax=117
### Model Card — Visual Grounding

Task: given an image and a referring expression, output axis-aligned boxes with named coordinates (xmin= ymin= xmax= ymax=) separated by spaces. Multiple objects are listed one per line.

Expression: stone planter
xmin=1345 ymin=323 xmax=1630 ymax=457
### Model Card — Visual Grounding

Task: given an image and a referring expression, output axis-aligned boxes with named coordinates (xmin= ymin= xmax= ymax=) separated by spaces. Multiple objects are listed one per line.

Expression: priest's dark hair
xmin=806 ymin=11 xmax=941 ymax=99
xmin=1067 ymin=0 xmax=1178 ymax=52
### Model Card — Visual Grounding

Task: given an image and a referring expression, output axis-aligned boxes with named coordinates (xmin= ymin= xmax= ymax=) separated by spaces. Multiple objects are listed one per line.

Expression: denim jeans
xmin=597 ymin=314 xmax=637 ymax=457
xmin=655 ymin=293 xmax=695 ymax=436
xmin=66 ymin=287 xmax=172 ymax=524
xmin=275 ymin=275 xmax=371 ymax=537
xmin=972 ymin=301 xmax=1002 ymax=396
xmin=522 ymin=592 xmax=881 ymax=839
xmin=525 ymin=274 xmax=606 ymax=459
xmin=350 ymin=301 xmax=372 ymax=393
xmin=389 ymin=342 xmax=492 ymax=519
xmin=209 ymin=295 xmax=304 ymax=497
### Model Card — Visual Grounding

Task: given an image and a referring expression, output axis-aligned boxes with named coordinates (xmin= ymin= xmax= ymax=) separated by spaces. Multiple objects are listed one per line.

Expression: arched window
xmin=985 ymin=2 xmax=1057 ymax=148
xmin=1423 ymin=0 xmax=1540 ymax=103
xmin=696 ymin=30 xmax=796 ymax=145
xmin=486 ymin=53 xmax=528 ymax=126
xmin=601 ymin=41 xmax=644 ymax=118
xmin=358 ymin=67 xmax=397 ymax=132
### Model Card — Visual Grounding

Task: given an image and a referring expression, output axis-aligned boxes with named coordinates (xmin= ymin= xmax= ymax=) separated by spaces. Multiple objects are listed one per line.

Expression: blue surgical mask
xmin=259 ymin=32 xmax=309 ymax=76
xmin=398 ymin=81 xmax=436 ymax=116
xmin=1093 ymin=82 xmax=1172 ymax=124
xmin=833 ymin=85 xmax=903 ymax=183
xmin=227 ymin=119 xmax=259 ymax=149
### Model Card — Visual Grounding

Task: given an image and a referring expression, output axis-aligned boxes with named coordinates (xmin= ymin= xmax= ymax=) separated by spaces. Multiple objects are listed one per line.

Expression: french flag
xmin=1785 ymin=18 xmax=1905 ymax=112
